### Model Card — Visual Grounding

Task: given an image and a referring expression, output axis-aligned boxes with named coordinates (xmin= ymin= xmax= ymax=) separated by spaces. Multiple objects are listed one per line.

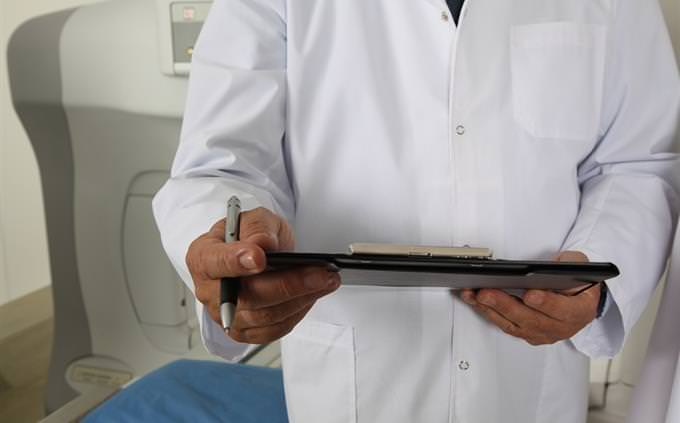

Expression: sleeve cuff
xmin=567 ymin=247 xmax=626 ymax=358
xmin=570 ymin=285 xmax=625 ymax=358
xmin=153 ymin=177 xmax=279 ymax=361
xmin=198 ymin=300 xmax=259 ymax=362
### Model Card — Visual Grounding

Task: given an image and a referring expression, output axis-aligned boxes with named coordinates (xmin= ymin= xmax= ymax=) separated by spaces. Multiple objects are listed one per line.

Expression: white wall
xmin=0 ymin=0 xmax=103 ymax=306
xmin=663 ymin=0 xmax=680 ymax=63
xmin=0 ymin=0 xmax=11 ymax=305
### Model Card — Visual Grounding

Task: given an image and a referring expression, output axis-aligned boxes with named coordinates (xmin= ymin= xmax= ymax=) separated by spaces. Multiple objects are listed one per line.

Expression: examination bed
xmin=44 ymin=360 xmax=288 ymax=423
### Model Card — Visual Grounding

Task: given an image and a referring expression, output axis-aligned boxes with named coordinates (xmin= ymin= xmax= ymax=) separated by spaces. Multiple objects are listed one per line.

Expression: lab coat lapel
xmin=423 ymin=0 xmax=448 ymax=11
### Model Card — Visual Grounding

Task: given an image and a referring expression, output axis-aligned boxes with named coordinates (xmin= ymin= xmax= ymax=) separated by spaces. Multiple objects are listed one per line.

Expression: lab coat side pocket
xmin=281 ymin=320 xmax=357 ymax=423
xmin=510 ymin=22 xmax=607 ymax=141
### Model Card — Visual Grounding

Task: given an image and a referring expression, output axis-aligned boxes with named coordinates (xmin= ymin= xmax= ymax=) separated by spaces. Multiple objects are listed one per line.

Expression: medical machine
xmin=8 ymin=0 xmax=229 ymax=412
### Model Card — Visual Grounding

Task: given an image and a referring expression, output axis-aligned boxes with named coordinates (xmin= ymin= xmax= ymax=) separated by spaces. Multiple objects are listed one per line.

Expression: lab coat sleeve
xmin=152 ymin=0 xmax=292 ymax=361
xmin=565 ymin=0 xmax=680 ymax=358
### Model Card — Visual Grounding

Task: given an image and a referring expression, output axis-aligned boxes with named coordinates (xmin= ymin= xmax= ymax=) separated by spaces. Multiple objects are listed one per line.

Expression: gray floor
xmin=0 ymin=287 xmax=53 ymax=423
xmin=588 ymin=384 xmax=632 ymax=423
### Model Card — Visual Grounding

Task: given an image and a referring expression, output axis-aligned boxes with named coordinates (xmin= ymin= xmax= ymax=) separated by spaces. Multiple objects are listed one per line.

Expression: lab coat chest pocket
xmin=281 ymin=320 xmax=356 ymax=423
xmin=510 ymin=22 xmax=607 ymax=141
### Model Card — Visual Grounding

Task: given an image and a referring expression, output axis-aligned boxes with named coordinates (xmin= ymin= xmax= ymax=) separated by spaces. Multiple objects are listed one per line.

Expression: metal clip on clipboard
xmin=348 ymin=243 xmax=493 ymax=260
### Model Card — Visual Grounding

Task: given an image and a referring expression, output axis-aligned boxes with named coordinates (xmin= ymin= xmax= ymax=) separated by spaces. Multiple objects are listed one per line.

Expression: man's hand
xmin=460 ymin=251 xmax=601 ymax=346
xmin=186 ymin=207 xmax=341 ymax=344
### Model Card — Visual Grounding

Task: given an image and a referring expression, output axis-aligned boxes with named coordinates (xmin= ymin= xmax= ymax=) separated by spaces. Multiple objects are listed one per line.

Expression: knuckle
xmin=218 ymin=250 xmax=235 ymax=275
xmin=551 ymin=324 xmax=574 ymax=340
xmin=472 ymin=303 xmax=487 ymax=314
xmin=195 ymin=247 xmax=212 ymax=277
xmin=241 ymin=210 xmax=280 ymax=248
xmin=482 ymin=314 xmax=499 ymax=328
xmin=240 ymin=328 xmax=265 ymax=345
xmin=186 ymin=239 xmax=204 ymax=274
xmin=527 ymin=336 xmax=556 ymax=346
xmin=539 ymin=335 xmax=557 ymax=345
xmin=228 ymin=329 xmax=246 ymax=343
xmin=247 ymin=207 xmax=267 ymax=218
xmin=237 ymin=309 xmax=255 ymax=326
xmin=526 ymin=338 xmax=543 ymax=346
xmin=501 ymin=322 xmax=518 ymax=335
xmin=560 ymin=327 xmax=578 ymax=341
xmin=194 ymin=285 xmax=209 ymax=304
xmin=252 ymin=207 xmax=273 ymax=221
xmin=477 ymin=291 xmax=493 ymax=305
xmin=243 ymin=219 xmax=267 ymax=235
xmin=241 ymin=331 xmax=256 ymax=344
xmin=241 ymin=308 xmax=275 ymax=327
xmin=258 ymin=307 xmax=278 ymax=324
xmin=276 ymin=276 xmax=297 ymax=299
xmin=279 ymin=217 xmax=291 ymax=234
xmin=478 ymin=307 xmax=494 ymax=322
xmin=242 ymin=210 xmax=271 ymax=231
xmin=206 ymin=219 xmax=225 ymax=239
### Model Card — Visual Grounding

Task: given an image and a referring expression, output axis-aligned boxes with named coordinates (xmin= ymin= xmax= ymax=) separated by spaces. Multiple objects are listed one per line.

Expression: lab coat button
xmin=458 ymin=360 xmax=470 ymax=371
xmin=441 ymin=11 xmax=449 ymax=22
xmin=456 ymin=125 xmax=466 ymax=135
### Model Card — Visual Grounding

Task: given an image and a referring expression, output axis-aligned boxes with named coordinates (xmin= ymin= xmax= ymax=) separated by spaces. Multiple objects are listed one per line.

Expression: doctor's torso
xmin=276 ymin=1 xmax=605 ymax=422
xmin=286 ymin=1 xmax=604 ymax=256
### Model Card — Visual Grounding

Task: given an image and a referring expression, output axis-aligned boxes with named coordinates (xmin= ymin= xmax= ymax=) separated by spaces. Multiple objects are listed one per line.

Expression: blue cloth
xmin=84 ymin=360 xmax=288 ymax=423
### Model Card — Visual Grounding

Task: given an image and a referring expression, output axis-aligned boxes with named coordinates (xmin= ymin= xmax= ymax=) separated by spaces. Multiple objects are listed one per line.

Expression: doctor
xmin=154 ymin=0 xmax=679 ymax=422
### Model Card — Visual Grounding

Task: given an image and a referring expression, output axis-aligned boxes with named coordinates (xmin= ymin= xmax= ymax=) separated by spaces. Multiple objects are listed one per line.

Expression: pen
xmin=220 ymin=196 xmax=241 ymax=331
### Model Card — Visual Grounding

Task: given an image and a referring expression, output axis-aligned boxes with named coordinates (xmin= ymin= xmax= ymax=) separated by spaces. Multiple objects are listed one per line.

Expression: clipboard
xmin=264 ymin=252 xmax=619 ymax=291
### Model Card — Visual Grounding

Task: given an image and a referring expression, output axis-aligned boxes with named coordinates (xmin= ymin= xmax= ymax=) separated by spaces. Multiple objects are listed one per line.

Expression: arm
xmin=564 ymin=0 xmax=680 ymax=357
xmin=153 ymin=0 xmax=296 ymax=361
xmin=462 ymin=0 xmax=680 ymax=353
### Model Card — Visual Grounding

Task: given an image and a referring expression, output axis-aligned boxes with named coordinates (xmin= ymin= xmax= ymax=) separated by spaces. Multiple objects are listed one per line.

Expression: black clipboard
xmin=265 ymin=252 xmax=619 ymax=291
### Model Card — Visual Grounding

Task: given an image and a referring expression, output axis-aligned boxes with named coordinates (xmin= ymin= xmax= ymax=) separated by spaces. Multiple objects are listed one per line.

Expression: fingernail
xmin=238 ymin=252 xmax=257 ymax=270
xmin=479 ymin=295 xmax=495 ymax=307
xmin=526 ymin=291 xmax=544 ymax=306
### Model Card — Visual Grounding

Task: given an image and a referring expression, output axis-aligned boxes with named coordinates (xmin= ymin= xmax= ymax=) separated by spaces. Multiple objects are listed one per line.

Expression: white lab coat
xmin=627 ymin=223 xmax=680 ymax=423
xmin=153 ymin=0 xmax=680 ymax=421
